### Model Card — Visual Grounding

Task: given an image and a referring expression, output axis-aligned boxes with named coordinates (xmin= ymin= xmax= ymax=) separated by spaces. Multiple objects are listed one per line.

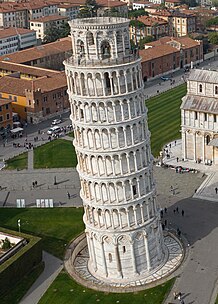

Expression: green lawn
xmin=66 ymin=131 xmax=74 ymax=137
xmin=147 ymin=84 xmax=187 ymax=157
xmin=39 ymin=271 xmax=174 ymax=304
xmin=0 ymin=208 xmax=84 ymax=259
xmin=2 ymin=262 xmax=44 ymax=304
xmin=5 ymin=152 xmax=28 ymax=170
xmin=34 ymin=139 xmax=77 ymax=169
xmin=0 ymin=207 xmax=174 ymax=304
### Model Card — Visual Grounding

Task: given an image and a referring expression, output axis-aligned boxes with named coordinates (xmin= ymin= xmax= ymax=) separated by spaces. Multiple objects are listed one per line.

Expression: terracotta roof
xmin=139 ymin=44 xmax=179 ymax=62
xmin=29 ymin=14 xmax=68 ymax=22
xmin=152 ymin=9 xmax=195 ymax=17
xmin=0 ymin=2 xmax=27 ymax=13
xmin=0 ymin=72 xmax=67 ymax=96
xmin=0 ymin=61 xmax=59 ymax=77
xmin=0 ymin=28 xmax=35 ymax=40
xmin=137 ymin=15 xmax=168 ymax=26
xmin=24 ymin=1 xmax=56 ymax=10
xmin=145 ymin=36 xmax=201 ymax=49
xmin=0 ymin=98 xmax=12 ymax=107
xmin=165 ymin=0 xmax=181 ymax=3
xmin=0 ymin=37 xmax=72 ymax=63
xmin=50 ymin=0 xmax=85 ymax=4
xmin=97 ymin=0 xmax=127 ymax=7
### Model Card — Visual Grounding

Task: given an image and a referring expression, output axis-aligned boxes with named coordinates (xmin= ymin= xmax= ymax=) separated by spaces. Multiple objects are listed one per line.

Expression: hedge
xmin=0 ymin=227 xmax=42 ymax=297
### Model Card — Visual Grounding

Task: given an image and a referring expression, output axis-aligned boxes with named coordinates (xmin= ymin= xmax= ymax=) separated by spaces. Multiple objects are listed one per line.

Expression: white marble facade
xmin=181 ymin=69 xmax=218 ymax=165
xmin=64 ymin=17 xmax=166 ymax=282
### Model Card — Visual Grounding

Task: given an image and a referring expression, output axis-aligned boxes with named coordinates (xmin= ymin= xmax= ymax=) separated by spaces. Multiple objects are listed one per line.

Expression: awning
xmin=208 ymin=138 xmax=218 ymax=147
xmin=10 ymin=127 xmax=24 ymax=134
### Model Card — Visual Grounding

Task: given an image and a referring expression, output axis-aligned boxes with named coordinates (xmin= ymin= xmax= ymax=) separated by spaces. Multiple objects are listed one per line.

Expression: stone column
xmin=114 ymin=244 xmax=122 ymax=277
xmin=91 ymin=236 xmax=97 ymax=271
xmin=100 ymin=241 xmax=108 ymax=277
xmin=130 ymin=241 xmax=138 ymax=274
xmin=144 ymin=234 xmax=151 ymax=271
xmin=202 ymin=134 xmax=205 ymax=162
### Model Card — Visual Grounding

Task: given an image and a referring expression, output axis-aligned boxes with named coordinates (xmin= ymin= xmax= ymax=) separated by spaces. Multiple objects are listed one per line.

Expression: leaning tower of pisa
xmin=64 ymin=17 xmax=166 ymax=282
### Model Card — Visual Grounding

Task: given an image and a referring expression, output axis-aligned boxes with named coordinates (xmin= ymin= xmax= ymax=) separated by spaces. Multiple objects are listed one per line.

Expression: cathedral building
xmin=181 ymin=69 xmax=218 ymax=165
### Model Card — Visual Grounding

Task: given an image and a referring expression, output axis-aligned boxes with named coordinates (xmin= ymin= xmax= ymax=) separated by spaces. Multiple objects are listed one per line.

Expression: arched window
xmin=87 ymin=31 xmax=94 ymax=45
xmin=199 ymin=84 xmax=202 ymax=93
xmin=109 ymin=253 xmax=112 ymax=262
xmin=206 ymin=135 xmax=210 ymax=145
xmin=101 ymin=40 xmax=111 ymax=59
xmin=215 ymin=86 xmax=218 ymax=95
xmin=77 ymin=40 xmax=85 ymax=58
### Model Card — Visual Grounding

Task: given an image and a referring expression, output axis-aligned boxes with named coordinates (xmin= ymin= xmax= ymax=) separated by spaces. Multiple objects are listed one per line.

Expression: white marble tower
xmin=64 ymin=17 xmax=166 ymax=282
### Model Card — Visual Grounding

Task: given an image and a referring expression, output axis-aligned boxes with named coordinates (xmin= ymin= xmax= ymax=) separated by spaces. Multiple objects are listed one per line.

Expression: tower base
xmin=64 ymin=232 xmax=184 ymax=292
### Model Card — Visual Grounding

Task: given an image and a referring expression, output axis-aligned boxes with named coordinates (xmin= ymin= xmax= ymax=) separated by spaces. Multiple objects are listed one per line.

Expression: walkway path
xmin=19 ymin=251 xmax=63 ymax=304
xmin=27 ymin=149 xmax=34 ymax=170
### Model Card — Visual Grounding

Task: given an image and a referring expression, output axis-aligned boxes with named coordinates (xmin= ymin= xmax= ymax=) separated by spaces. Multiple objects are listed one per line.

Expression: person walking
xmin=176 ymin=206 xmax=179 ymax=213
xmin=173 ymin=291 xmax=177 ymax=300
xmin=182 ymin=210 xmax=184 ymax=216
xmin=215 ymin=187 xmax=218 ymax=194
xmin=67 ymin=192 xmax=70 ymax=199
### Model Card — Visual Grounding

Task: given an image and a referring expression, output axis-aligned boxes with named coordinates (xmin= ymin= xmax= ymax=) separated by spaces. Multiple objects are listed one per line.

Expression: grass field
xmin=0 ymin=208 xmax=174 ymax=304
xmin=5 ymin=152 xmax=28 ymax=170
xmin=0 ymin=208 xmax=84 ymax=259
xmin=2 ymin=262 xmax=44 ymax=304
xmin=146 ymin=84 xmax=187 ymax=157
xmin=39 ymin=271 xmax=174 ymax=304
xmin=34 ymin=139 xmax=77 ymax=169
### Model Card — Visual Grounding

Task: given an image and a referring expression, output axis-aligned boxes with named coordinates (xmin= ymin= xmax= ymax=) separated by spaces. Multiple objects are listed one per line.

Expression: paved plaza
xmin=1 ymin=137 xmax=218 ymax=303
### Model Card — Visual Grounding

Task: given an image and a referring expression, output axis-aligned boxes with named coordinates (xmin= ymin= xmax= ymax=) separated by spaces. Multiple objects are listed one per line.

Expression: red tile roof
xmin=0 ymin=27 xmax=35 ymax=40
xmin=0 ymin=37 xmax=72 ymax=63
xmin=137 ymin=15 xmax=168 ymax=26
xmin=29 ymin=14 xmax=68 ymax=22
xmin=0 ymin=72 xmax=67 ymax=96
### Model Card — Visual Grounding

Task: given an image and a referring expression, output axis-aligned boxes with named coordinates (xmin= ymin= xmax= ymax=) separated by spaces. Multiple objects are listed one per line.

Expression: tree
xmin=206 ymin=17 xmax=218 ymax=27
xmin=103 ymin=7 xmax=122 ymax=17
xmin=139 ymin=36 xmax=153 ymax=49
xmin=2 ymin=237 xmax=12 ymax=250
xmin=128 ymin=9 xmax=148 ymax=19
xmin=78 ymin=0 xmax=99 ymax=18
xmin=43 ymin=24 xmax=61 ymax=43
xmin=59 ymin=22 xmax=70 ymax=38
xmin=208 ymin=32 xmax=218 ymax=44
xmin=180 ymin=0 xmax=197 ymax=6
xmin=212 ymin=0 xmax=218 ymax=7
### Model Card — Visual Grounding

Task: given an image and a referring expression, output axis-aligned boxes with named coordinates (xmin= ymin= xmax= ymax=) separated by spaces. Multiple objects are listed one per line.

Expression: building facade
xmin=30 ymin=15 xmax=68 ymax=41
xmin=0 ymin=28 xmax=37 ymax=56
xmin=140 ymin=36 xmax=203 ymax=81
xmin=181 ymin=69 xmax=218 ymax=165
xmin=64 ymin=17 xmax=166 ymax=282
xmin=0 ymin=98 xmax=12 ymax=131
xmin=130 ymin=16 xmax=169 ymax=43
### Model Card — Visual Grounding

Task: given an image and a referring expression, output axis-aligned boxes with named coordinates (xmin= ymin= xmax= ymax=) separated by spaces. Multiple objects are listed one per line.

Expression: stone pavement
xmin=154 ymin=140 xmax=218 ymax=304
xmin=0 ymin=168 xmax=82 ymax=207
xmin=27 ymin=149 xmax=34 ymax=170
xmin=162 ymin=139 xmax=218 ymax=203
xmin=19 ymin=251 xmax=63 ymax=304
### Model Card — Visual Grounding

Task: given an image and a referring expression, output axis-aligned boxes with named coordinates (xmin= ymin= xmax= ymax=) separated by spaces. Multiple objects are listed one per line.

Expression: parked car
xmin=160 ymin=76 xmax=172 ymax=81
xmin=47 ymin=126 xmax=62 ymax=135
xmin=51 ymin=119 xmax=62 ymax=126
